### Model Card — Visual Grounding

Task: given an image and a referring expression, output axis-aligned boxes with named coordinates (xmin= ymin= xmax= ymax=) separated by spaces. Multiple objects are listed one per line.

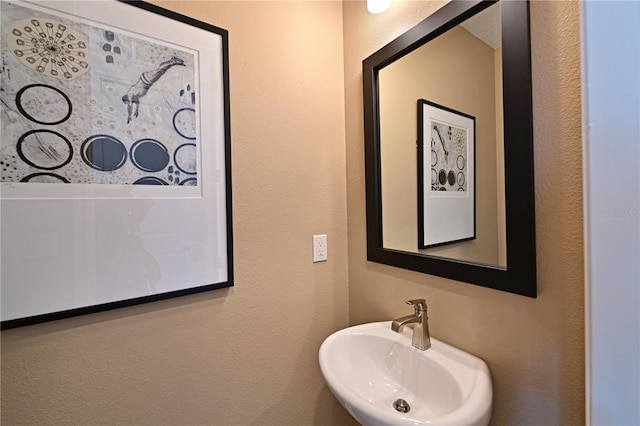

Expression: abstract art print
xmin=0 ymin=0 xmax=233 ymax=329
xmin=1 ymin=1 xmax=199 ymax=186
xmin=417 ymin=99 xmax=475 ymax=249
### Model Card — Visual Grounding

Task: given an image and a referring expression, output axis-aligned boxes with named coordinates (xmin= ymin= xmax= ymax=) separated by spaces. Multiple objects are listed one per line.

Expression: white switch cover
xmin=313 ymin=234 xmax=327 ymax=262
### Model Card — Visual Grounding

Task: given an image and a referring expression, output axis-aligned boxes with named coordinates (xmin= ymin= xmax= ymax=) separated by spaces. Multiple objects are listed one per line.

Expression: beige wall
xmin=1 ymin=2 xmax=351 ymax=425
xmin=2 ymin=1 xmax=585 ymax=425
xmin=344 ymin=0 xmax=584 ymax=425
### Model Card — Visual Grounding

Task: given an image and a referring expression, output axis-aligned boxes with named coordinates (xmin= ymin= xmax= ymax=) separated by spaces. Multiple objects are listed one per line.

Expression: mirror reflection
xmin=378 ymin=2 xmax=506 ymax=267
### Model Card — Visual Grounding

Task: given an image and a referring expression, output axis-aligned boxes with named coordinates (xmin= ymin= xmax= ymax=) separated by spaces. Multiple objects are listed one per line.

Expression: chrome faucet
xmin=391 ymin=299 xmax=431 ymax=350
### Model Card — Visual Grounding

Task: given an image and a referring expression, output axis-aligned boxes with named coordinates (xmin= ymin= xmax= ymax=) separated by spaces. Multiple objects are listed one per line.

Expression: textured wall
xmin=343 ymin=0 xmax=585 ymax=424
xmin=1 ymin=2 xmax=351 ymax=425
xmin=1 ymin=1 xmax=586 ymax=424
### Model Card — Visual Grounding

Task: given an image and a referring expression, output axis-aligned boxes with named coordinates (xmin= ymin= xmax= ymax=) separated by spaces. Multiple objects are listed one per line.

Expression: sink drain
xmin=393 ymin=398 xmax=410 ymax=413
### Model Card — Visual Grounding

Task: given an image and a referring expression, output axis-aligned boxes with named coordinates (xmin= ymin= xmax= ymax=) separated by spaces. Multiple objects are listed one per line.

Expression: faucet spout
xmin=391 ymin=314 xmax=420 ymax=332
xmin=391 ymin=299 xmax=432 ymax=350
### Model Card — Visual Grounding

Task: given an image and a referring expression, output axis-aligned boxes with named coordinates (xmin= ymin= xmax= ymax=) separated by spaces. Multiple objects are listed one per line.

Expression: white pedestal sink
xmin=319 ymin=322 xmax=492 ymax=426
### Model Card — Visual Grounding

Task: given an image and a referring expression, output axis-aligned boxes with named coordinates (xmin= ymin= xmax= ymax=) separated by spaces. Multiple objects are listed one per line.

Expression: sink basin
xmin=319 ymin=322 xmax=492 ymax=426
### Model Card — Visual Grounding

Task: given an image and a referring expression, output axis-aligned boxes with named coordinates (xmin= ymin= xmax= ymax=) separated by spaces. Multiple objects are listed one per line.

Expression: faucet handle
xmin=406 ymin=299 xmax=427 ymax=312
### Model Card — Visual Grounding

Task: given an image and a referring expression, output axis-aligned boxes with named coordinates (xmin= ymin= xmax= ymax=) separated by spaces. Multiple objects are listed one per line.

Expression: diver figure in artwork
xmin=122 ymin=56 xmax=185 ymax=123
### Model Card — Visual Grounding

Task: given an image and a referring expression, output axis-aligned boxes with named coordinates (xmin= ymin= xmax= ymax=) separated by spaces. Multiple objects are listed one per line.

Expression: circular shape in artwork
xmin=447 ymin=170 xmax=456 ymax=186
xmin=7 ymin=18 xmax=90 ymax=80
xmin=438 ymin=169 xmax=447 ymax=186
xmin=16 ymin=84 xmax=72 ymax=125
xmin=81 ymin=135 xmax=127 ymax=171
xmin=17 ymin=129 xmax=73 ymax=170
xmin=179 ymin=178 xmax=197 ymax=186
xmin=174 ymin=143 xmax=197 ymax=175
xmin=452 ymin=129 xmax=465 ymax=151
xmin=457 ymin=172 xmax=465 ymax=187
xmin=438 ymin=187 xmax=447 ymax=191
xmin=134 ymin=176 xmax=169 ymax=185
xmin=430 ymin=149 xmax=437 ymax=167
xmin=130 ymin=139 xmax=170 ymax=172
xmin=430 ymin=168 xmax=437 ymax=185
xmin=456 ymin=155 xmax=465 ymax=170
xmin=20 ymin=172 xmax=69 ymax=183
xmin=173 ymin=107 xmax=197 ymax=140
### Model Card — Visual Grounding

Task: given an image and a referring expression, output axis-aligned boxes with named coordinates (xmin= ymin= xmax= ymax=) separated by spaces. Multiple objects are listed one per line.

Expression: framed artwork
xmin=0 ymin=0 xmax=233 ymax=329
xmin=417 ymin=99 xmax=475 ymax=249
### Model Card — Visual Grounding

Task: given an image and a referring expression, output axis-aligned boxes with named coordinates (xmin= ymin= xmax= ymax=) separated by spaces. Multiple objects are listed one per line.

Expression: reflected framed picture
xmin=0 ymin=0 xmax=233 ymax=329
xmin=417 ymin=99 xmax=475 ymax=249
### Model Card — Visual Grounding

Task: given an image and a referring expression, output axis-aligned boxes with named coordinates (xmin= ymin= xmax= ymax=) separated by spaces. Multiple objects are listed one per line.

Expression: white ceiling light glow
xmin=367 ymin=0 xmax=390 ymax=14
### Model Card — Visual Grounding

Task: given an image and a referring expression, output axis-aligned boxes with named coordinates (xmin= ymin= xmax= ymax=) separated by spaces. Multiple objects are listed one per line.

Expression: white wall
xmin=582 ymin=1 xmax=640 ymax=424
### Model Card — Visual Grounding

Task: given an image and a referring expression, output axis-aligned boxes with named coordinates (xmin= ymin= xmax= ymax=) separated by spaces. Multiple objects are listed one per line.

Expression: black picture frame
xmin=417 ymin=99 xmax=476 ymax=249
xmin=0 ymin=0 xmax=233 ymax=329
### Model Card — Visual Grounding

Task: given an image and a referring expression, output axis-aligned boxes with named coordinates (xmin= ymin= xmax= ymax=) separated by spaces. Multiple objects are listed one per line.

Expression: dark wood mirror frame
xmin=363 ymin=0 xmax=536 ymax=297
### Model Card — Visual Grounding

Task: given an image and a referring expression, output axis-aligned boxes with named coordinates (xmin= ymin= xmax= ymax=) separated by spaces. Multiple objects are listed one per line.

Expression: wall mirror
xmin=363 ymin=0 xmax=536 ymax=296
